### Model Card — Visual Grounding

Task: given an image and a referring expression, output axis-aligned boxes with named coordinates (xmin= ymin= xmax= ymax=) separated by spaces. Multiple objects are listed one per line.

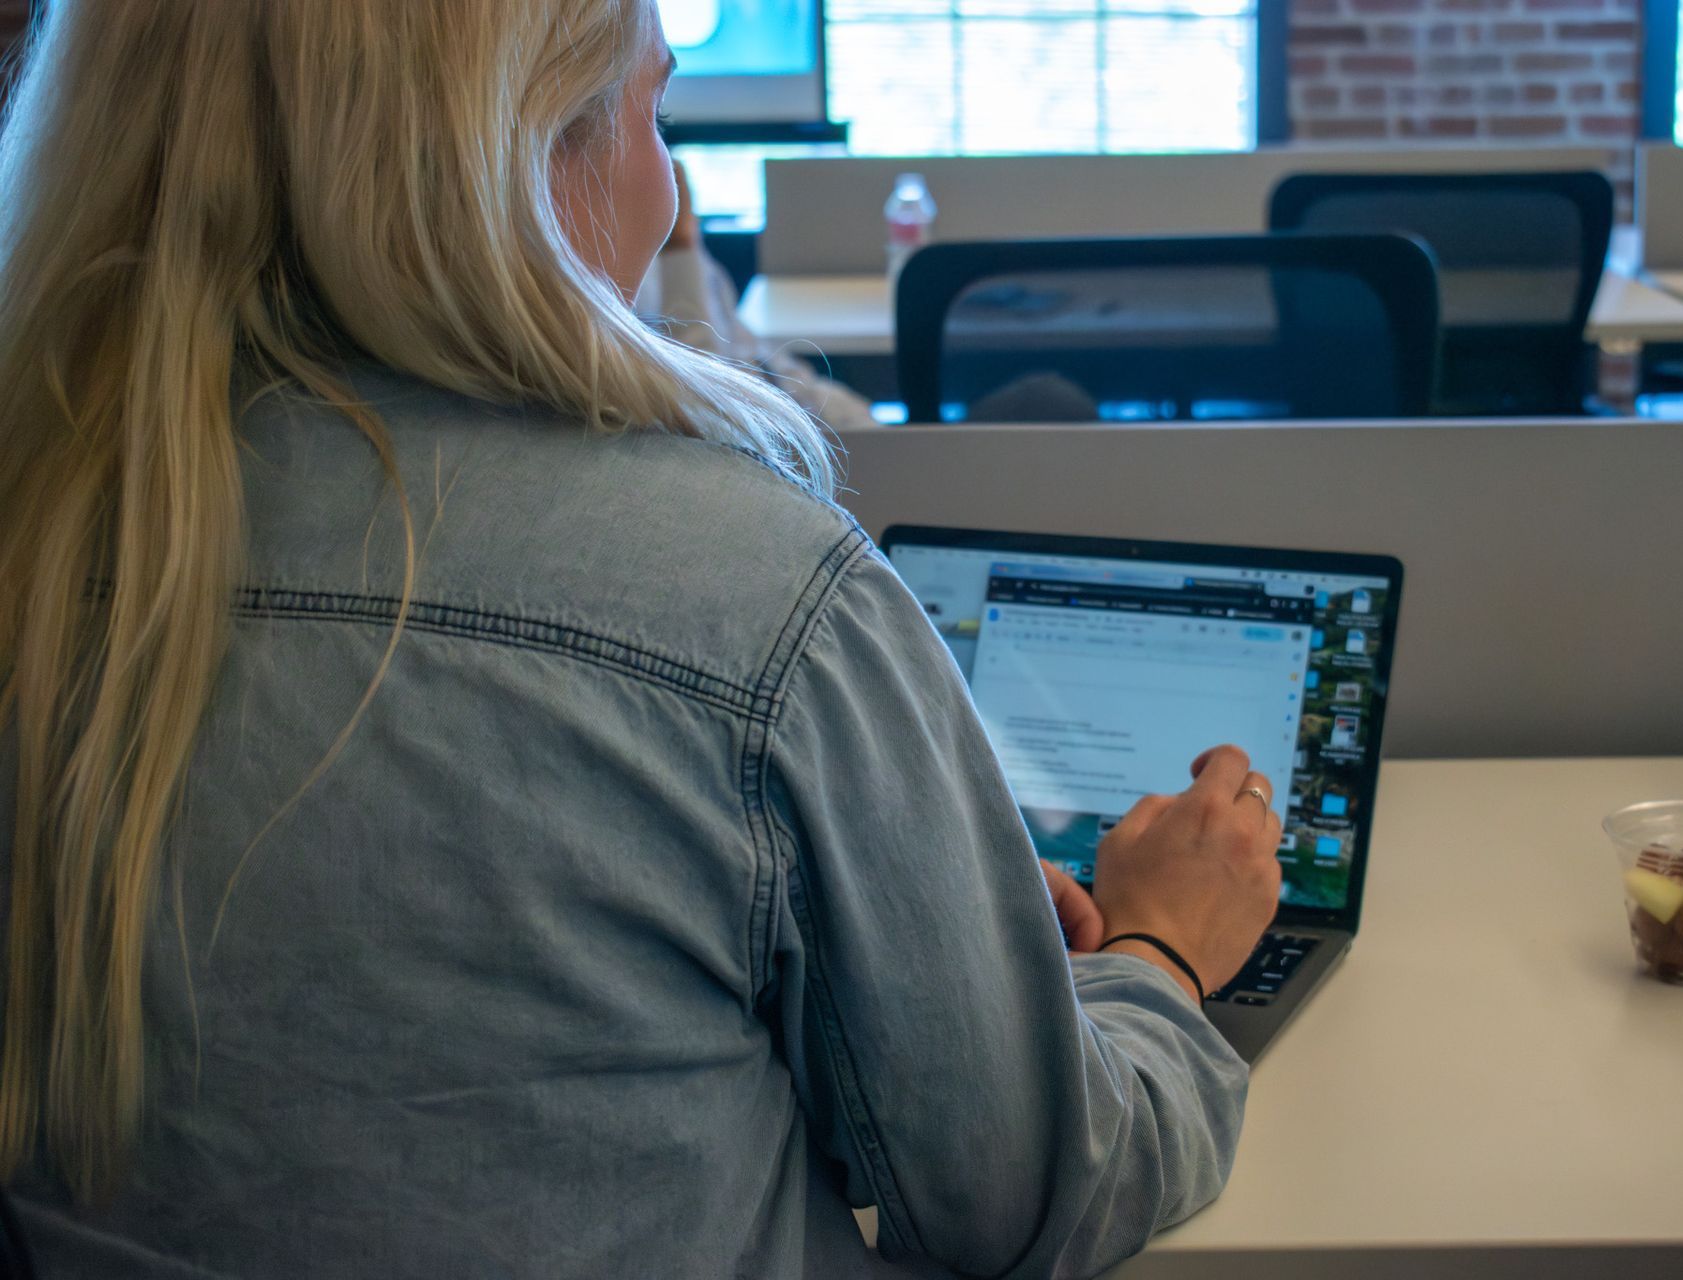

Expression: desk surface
xmin=741 ymin=243 xmax=1683 ymax=354
xmin=1116 ymin=756 xmax=1683 ymax=1277
xmin=851 ymin=757 xmax=1683 ymax=1275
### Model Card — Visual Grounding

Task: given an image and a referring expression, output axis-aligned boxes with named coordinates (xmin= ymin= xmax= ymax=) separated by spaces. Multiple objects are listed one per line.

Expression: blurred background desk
xmin=741 ymin=255 xmax=1683 ymax=357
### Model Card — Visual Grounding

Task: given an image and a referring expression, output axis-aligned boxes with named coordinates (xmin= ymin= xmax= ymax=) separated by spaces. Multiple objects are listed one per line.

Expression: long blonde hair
xmin=0 ymin=0 xmax=835 ymax=1201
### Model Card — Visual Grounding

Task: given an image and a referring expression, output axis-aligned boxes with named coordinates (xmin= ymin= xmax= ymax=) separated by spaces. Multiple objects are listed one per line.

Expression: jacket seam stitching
xmin=740 ymin=528 xmax=869 ymax=992
xmin=231 ymin=587 xmax=758 ymax=714
xmin=768 ymin=814 xmax=926 ymax=1259
xmin=743 ymin=532 xmax=930 ymax=1256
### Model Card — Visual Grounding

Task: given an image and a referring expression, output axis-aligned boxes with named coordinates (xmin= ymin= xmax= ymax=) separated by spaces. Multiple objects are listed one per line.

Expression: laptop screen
xmin=881 ymin=528 xmax=1402 ymax=921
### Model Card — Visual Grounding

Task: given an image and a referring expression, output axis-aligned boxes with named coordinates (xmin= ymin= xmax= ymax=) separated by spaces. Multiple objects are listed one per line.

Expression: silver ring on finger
xmin=1238 ymin=785 xmax=1269 ymax=811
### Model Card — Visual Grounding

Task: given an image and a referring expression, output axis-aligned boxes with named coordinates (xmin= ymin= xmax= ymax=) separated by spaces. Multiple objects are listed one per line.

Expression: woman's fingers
xmin=1111 ymin=792 xmax=1175 ymax=844
xmin=1234 ymin=770 xmax=1274 ymax=831
xmin=1188 ymin=743 xmax=1250 ymax=796
xmin=1039 ymin=860 xmax=1105 ymax=952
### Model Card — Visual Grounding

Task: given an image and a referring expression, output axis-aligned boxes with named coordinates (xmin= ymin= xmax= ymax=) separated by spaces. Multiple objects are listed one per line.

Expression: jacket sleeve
xmin=764 ymin=545 xmax=1248 ymax=1278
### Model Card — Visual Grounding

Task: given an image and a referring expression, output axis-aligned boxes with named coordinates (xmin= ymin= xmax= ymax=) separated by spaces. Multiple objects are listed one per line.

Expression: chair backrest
xmin=894 ymin=234 xmax=1440 ymax=425
xmin=1268 ymin=170 xmax=1614 ymax=416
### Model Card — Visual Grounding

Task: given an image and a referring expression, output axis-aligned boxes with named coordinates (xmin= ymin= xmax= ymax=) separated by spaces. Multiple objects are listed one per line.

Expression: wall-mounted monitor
xmin=1642 ymin=0 xmax=1681 ymax=141
xmin=657 ymin=0 xmax=829 ymax=133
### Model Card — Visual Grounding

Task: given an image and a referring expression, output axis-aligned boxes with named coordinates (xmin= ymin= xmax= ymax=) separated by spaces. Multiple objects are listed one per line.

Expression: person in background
xmin=636 ymin=160 xmax=881 ymax=431
xmin=0 ymin=0 xmax=1280 ymax=1275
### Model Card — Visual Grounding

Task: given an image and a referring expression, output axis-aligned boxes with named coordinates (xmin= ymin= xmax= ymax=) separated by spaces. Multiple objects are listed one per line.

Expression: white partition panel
xmin=833 ymin=419 xmax=1683 ymax=759
xmin=1638 ymin=142 xmax=1683 ymax=270
xmin=763 ymin=145 xmax=1623 ymax=276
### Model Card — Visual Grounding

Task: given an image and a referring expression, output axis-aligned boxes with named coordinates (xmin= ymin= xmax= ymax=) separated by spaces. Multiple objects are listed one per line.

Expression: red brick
xmin=1567 ymin=82 xmax=1606 ymax=103
xmin=1399 ymin=116 xmax=1481 ymax=138
xmin=1613 ymin=79 xmax=1637 ymax=103
xmin=1513 ymin=51 xmax=1595 ymax=72
xmin=1351 ymin=85 xmax=1388 ymax=107
xmin=1600 ymin=50 xmax=1638 ymax=72
xmin=1349 ymin=0 xmax=1426 ymax=11
xmin=1521 ymin=83 xmax=1560 ymax=103
xmin=1522 ymin=0 xmax=1605 ymax=9
xmin=1436 ymin=85 xmax=1477 ymax=106
xmin=1437 ymin=0 xmax=1515 ymax=9
xmin=1301 ymin=86 xmax=1342 ymax=109
xmin=1426 ymin=52 xmax=1504 ymax=74
xmin=1340 ymin=53 xmax=1419 ymax=74
xmin=1555 ymin=19 xmax=1637 ymax=37
xmin=1577 ymin=113 xmax=1637 ymax=137
xmin=1293 ymin=0 xmax=1342 ymax=11
xmin=1300 ymin=118 xmax=1393 ymax=140
xmin=1490 ymin=20 xmax=1548 ymax=39
xmin=1289 ymin=53 xmax=1330 ymax=75
xmin=1488 ymin=114 xmax=1570 ymax=136
xmin=1483 ymin=84 xmax=1519 ymax=105
xmin=1290 ymin=25 xmax=1370 ymax=46
xmin=1376 ymin=24 xmax=1422 ymax=45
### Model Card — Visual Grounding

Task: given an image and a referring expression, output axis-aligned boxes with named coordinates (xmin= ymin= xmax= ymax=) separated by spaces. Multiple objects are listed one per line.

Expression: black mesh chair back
xmin=894 ymin=234 xmax=1440 ymax=425
xmin=1269 ymin=170 xmax=1613 ymax=415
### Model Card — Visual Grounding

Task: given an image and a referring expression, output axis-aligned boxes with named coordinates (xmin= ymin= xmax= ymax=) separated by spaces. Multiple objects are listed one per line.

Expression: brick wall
xmin=1288 ymin=0 xmax=1643 ymax=209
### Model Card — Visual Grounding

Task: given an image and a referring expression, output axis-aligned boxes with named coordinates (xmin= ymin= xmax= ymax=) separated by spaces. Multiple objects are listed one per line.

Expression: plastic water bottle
xmin=884 ymin=172 xmax=936 ymax=285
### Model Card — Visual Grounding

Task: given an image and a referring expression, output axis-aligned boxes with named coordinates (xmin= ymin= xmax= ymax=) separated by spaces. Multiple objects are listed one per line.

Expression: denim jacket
xmin=6 ymin=367 xmax=1246 ymax=1278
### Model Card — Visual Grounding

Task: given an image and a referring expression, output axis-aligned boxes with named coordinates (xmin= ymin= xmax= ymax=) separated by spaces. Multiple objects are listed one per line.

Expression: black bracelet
xmin=1098 ymin=933 xmax=1205 ymax=1003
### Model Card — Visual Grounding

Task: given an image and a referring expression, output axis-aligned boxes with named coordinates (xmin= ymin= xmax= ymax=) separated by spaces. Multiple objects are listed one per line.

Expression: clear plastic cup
xmin=1602 ymin=801 xmax=1683 ymax=983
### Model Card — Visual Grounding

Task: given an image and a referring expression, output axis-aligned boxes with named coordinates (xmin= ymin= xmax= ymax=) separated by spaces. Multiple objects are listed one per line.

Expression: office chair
xmin=1269 ymin=170 xmax=1614 ymax=416
xmin=894 ymin=233 xmax=1440 ymax=424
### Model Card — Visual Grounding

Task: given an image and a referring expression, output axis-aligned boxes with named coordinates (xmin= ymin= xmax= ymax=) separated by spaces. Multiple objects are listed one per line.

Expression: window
xmin=677 ymin=1 xmax=1274 ymax=223
xmin=827 ymin=0 xmax=1258 ymax=157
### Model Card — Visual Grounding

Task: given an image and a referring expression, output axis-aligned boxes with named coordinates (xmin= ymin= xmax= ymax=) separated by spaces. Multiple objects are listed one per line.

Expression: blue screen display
xmin=658 ymin=0 xmax=818 ymax=78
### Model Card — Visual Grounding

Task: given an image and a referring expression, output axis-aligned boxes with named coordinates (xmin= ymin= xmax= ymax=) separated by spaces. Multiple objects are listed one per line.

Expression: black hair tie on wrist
xmin=1098 ymin=932 xmax=1206 ymax=1003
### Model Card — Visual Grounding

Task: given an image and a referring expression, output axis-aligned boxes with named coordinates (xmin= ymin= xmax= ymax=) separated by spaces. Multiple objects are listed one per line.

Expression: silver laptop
xmin=880 ymin=525 xmax=1404 ymax=1063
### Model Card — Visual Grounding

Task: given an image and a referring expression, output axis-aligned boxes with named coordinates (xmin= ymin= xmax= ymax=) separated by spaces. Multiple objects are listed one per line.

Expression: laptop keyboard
xmin=1206 ymin=932 xmax=1322 ymax=1006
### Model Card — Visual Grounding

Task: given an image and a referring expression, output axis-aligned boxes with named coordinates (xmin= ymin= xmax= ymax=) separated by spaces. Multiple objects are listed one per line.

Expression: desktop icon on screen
xmin=1330 ymin=714 xmax=1360 ymax=750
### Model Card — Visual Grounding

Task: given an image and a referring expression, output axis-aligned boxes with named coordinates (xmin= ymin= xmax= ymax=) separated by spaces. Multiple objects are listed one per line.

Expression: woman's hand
xmin=662 ymin=158 xmax=701 ymax=253
xmin=1039 ymin=859 xmax=1105 ymax=953
xmin=1091 ymin=744 xmax=1283 ymax=997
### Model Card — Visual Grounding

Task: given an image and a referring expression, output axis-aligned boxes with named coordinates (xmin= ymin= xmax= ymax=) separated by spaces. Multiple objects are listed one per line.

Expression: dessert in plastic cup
xmin=1602 ymin=800 xmax=1683 ymax=984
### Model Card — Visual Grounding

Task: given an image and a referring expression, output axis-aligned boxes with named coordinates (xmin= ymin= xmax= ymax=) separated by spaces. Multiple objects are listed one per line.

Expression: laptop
xmin=879 ymin=525 xmax=1403 ymax=1063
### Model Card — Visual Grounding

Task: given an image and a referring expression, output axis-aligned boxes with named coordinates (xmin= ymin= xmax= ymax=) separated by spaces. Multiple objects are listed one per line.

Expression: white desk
xmin=1649 ymin=270 xmax=1683 ymax=299
xmin=855 ymin=758 xmax=1683 ymax=1276
xmin=1588 ymin=271 xmax=1683 ymax=349
xmin=740 ymin=253 xmax=1683 ymax=357
xmin=1131 ymin=756 xmax=1683 ymax=1277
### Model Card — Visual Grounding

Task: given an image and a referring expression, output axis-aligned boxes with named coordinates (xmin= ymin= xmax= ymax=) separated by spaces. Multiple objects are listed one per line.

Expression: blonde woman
xmin=0 ymin=2 xmax=1281 ymax=1276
